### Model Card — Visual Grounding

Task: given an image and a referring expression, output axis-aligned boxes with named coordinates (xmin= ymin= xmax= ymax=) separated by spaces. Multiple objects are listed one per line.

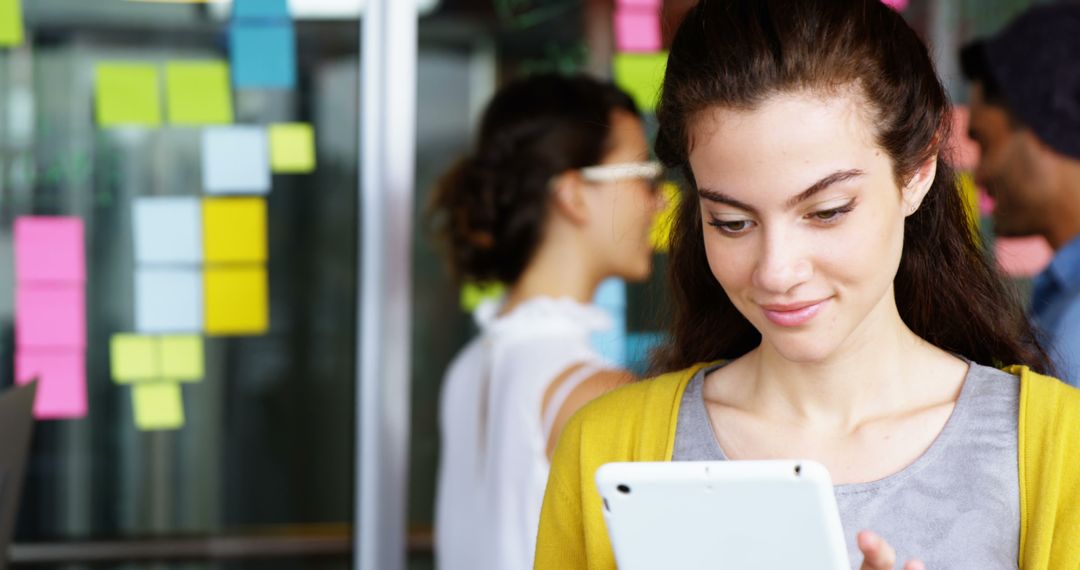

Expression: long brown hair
xmin=651 ymin=0 xmax=1052 ymax=374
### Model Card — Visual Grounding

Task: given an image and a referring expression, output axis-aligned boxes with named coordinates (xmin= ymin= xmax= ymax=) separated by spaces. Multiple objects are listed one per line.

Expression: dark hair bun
xmin=429 ymin=73 xmax=638 ymax=285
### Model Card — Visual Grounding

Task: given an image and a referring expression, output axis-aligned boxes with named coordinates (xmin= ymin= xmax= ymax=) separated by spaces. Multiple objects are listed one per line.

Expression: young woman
xmin=430 ymin=74 xmax=665 ymax=570
xmin=535 ymin=2 xmax=1080 ymax=569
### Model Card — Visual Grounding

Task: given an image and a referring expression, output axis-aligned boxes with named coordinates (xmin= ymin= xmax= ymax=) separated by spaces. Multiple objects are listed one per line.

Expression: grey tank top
xmin=672 ymin=362 xmax=1020 ymax=569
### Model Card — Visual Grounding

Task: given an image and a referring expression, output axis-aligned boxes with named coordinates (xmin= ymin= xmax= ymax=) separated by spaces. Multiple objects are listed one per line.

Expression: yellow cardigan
xmin=535 ymin=363 xmax=1080 ymax=569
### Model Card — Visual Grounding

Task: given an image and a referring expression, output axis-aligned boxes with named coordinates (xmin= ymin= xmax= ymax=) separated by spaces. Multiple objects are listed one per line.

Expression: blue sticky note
xmin=133 ymin=197 xmax=203 ymax=264
xmin=135 ymin=267 xmax=203 ymax=334
xmin=625 ymin=332 xmax=665 ymax=376
xmin=230 ymin=23 xmax=296 ymax=89
xmin=593 ymin=278 xmax=627 ymax=310
xmin=201 ymin=126 xmax=271 ymax=194
xmin=232 ymin=0 xmax=289 ymax=20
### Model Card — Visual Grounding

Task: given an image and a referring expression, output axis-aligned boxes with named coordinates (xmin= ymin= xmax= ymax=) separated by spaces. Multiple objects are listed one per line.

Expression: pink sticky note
xmin=947 ymin=106 xmax=980 ymax=171
xmin=615 ymin=8 xmax=662 ymax=53
xmin=14 ymin=216 xmax=85 ymax=284
xmin=15 ymin=350 xmax=88 ymax=420
xmin=995 ymin=236 xmax=1053 ymax=278
xmin=881 ymin=0 xmax=909 ymax=11
xmin=617 ymin=0 xmax=662 ymax=7
xmin=15 ymin=285 xmax=86 ymax=348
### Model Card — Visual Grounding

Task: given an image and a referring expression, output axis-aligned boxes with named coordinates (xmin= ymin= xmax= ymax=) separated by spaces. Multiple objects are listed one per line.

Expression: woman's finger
xmin=903 ymin=561 xmax=926 ymax=570
xmin=858 ymin=531 xmax=896 ymax=570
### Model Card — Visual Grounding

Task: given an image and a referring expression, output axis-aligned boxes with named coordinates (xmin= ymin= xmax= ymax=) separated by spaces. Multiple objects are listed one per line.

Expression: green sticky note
xmin=110 ymin=334 xmax=159 ymax=383
xmin=132 ymin=382 xmax=185 ymax=431
xmin=160 ymin=335 xmax=204 ymax=382
xmin=269 ymin=123 xmax=316 ymax=173
xmin=166 ymin=61 xmax=234 ymax=125
xmin=0 ymin=0 xmax=24 ymax=47
xmin=613 ymin=52 xmax=668 ymax=113
xmin=460 ymin=282 xmax=505 ymax=313
xmin=95 ymin=64 xmax=162 ymax=127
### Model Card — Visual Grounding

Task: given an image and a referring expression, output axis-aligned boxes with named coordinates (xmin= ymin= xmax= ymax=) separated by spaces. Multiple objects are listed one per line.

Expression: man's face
xmin=968 ymin=83 xmax=1052 ymax=237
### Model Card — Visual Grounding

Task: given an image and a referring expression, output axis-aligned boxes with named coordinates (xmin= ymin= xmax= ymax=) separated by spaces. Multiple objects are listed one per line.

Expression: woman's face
xmin=688 ymin=89 xmax=924 ymax=363
xmin=587 ymin=109 xmax=664 ymax=282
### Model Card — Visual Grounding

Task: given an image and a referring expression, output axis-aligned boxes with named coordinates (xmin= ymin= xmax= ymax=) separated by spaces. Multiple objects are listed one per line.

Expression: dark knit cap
xmin=961 ymin=3 xmax=1080 ymax=160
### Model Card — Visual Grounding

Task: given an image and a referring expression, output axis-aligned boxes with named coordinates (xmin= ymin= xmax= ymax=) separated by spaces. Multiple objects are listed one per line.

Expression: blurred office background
xmin=0 ymin=0 xmax=1059 ymax=568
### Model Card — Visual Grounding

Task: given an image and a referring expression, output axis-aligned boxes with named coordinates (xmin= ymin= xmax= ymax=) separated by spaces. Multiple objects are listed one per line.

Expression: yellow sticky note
xmin=957 ymin=172 xmax=981 ymax=242
xmin=613 ymin=52 xmax=668 ymax=113
xmin=205 ymin=265 xmax=269 ymax=335
xmin=0 ymin=0 xmax=24 ymax=47
xmin=203 ymin=197 xmax=267 ymax=263
xmin=269 ymin=123 xmax=316 ymax=173
xmin=166 ymin=61 xmax=234 ymax=125
xmin=132 ymin=382 xmax=185 ymax=430
xmin=95 ymin=64 xmax=162 ymax=127
xmin=160 ymin=335 xmax=204 ymax=382
xmin=650 ymin=182 xmax=681 ymax=252
xmin=110 ymin=334 xmax=159 ymax=383
xmin=460 ymin=282 xmax=505 ymax=312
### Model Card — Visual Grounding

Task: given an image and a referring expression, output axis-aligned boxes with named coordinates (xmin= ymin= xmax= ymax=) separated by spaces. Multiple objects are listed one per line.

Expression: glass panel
xmin=0 ymin=0 xmax=359 ymax=557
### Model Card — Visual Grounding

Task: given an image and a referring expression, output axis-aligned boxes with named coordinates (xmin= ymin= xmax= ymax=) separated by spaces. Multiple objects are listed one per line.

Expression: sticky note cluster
xmin=13 ymin=217 xmax=87 ymax=420
xmin=230 ymin=0 xmax=296 ymax=89
xmin=614 ymin=0 xmax=662 ymax=53
xmin=131 ymin=196 xmax=269 ymax=336
xmin=200 ymin=123 xmax=316 ymax=193
xmin=95 ymin=60 xmax=234 ymax=127
xmin=110 ymin=334 xmax=204 ymax=430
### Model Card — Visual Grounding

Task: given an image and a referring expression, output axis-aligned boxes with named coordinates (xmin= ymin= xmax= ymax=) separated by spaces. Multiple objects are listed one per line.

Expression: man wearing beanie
xmin=961 ymin=2 xmax=1080 ymax=386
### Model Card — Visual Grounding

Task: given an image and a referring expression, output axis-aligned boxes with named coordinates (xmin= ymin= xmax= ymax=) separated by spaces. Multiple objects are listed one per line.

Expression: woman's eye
xmin=708 ymin=219 xmax=754 ymax=235
xmin=809 ymin=202 xmax=855 ymax=223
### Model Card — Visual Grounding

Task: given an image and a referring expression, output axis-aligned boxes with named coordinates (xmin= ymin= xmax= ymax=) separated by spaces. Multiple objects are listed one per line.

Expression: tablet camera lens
xmin=617 ymin=484 xmax=631 ymax=494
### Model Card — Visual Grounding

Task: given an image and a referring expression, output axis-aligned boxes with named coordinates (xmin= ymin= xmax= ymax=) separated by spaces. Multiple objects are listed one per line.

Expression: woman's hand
xmin=858 ymin=531 xmax=925 ymax=570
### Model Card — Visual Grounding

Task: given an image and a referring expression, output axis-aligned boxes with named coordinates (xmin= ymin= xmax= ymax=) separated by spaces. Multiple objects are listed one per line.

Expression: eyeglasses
xmin=580 ymin=161 xmax=664 ymax=185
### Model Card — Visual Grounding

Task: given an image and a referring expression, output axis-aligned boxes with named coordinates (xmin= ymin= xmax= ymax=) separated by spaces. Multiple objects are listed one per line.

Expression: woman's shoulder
xmin=555 ymin=362 xmax=716 ymax=456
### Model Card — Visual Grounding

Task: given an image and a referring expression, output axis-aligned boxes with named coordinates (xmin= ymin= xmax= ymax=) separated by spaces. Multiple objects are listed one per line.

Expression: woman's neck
xmin=500 ymin=240 xmax=602 ymax=316
xmin=737 ymin=297 xmax=966 ymax=431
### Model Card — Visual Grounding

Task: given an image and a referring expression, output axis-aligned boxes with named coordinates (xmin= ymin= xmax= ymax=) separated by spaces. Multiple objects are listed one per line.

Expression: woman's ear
xmin=550 ymin=171 xmax=591 ymax=225
xmin=902 ymin=154 xmax=938 ymax=217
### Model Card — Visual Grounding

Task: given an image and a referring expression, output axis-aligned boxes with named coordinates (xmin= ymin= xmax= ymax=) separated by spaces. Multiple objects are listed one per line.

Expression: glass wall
xmin=1 ymin=1 xmax=359 ymax=567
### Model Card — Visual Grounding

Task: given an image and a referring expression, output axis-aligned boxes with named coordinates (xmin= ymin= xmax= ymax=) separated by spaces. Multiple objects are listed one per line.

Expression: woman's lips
xmin=761 ymin=299 xmax=829 ymax=327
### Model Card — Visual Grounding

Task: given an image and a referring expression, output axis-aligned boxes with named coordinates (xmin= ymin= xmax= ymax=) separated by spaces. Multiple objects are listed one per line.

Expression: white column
xmin=356 ymin=0 xmax=416 ymax=568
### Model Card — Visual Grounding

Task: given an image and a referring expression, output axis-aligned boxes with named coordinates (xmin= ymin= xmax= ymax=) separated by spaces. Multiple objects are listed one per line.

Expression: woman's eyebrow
xmin=784 ymin=169 xmax=865 ymax=208
xmin=697 ymin=169 xmax=864 ymax=214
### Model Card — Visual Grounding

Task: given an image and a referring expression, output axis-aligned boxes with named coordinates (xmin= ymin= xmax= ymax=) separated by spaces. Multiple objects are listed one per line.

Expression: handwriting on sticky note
xmin=166 ymin=61 xmax=234 ymax=125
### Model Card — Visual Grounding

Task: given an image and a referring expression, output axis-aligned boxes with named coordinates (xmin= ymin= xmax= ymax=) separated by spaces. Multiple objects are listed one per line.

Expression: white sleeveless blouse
xmin=434 ymin=296 xmax=614 ymax=570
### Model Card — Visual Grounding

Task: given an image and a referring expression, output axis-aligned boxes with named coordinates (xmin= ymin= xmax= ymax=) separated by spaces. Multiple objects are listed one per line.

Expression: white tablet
xmin=595 ymin=460 xmax=850 ymax=570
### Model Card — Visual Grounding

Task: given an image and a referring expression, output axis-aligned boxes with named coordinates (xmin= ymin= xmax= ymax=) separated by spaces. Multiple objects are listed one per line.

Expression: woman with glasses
xmin=429 ymin=73 xmax=665 ymax=570
xmin=535 ymin=1 xmax=1080 ymax=569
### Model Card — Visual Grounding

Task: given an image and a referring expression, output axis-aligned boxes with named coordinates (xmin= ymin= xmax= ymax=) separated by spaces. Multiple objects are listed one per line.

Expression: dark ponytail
xmin=429 ymin=73 xmax=638 ymax=285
